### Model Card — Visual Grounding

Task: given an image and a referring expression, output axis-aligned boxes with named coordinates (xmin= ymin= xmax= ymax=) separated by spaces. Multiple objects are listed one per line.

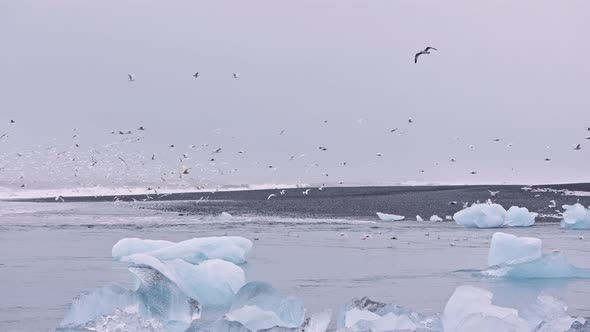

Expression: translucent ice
xmin=376 ymin=212 xmax=405 ymax=221
xmin=123 ymin=254 xmax=245 ymax=307
xmin=487 ymin=232 xmax=542 ymax=266
xmin=224 ymin=282 xmax=305 ymax=331
xmin=416 ymin=215 xmax=424 ymax=222
xmin=113 ymin=236 xmax=253 ymax=265
xmin=442 ymin=285 xmax=529 ymax=332
xmin=453 ymin=203 xmax=536 ymax=228
xmin=443 ymin=286 xmax=583 ymax=332
xmin=337 ymin=296 xmax=441 ymax=331
xmin=480 ymin=252 xmax=590 ymax=279
xmin=476 ymin=233 xmax=590 ymax=279
xmin=59 ymin=305 xmax=167 ymax=332
xmin=561 ymin=203 xmax=590 ymax=230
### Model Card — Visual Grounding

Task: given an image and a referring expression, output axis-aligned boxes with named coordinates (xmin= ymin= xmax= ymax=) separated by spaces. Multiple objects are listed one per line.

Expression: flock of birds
xmin=1 ymin=46 xmax=589 ymax=197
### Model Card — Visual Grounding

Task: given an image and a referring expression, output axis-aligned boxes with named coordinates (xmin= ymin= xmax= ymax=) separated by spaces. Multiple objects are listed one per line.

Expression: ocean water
xmin=1 ymin=197 xmax=590 ymax=331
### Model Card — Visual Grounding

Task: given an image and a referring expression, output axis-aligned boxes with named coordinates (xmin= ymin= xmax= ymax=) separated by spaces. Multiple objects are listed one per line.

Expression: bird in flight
xmin=127 ymin=74 xmax=135 ymax=82
xmin=233 ymin=73 xmax=239 ymax=79
xmin=414 ymin=47 xmax=438 ymax=64
xmin=574 ymin=144 xmax=582 ymax=150
xmin=193 ymin=72 xmax=199 ymax=78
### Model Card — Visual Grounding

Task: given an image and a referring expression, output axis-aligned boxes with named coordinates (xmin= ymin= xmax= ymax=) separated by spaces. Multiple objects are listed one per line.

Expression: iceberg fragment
xmin=443 ymin=286 xmax=584 ymax=332
xmin=416 ymin=215 xmax=423 ymax=222
xmin=430 ymin=215 xmax=443 ymax=222
xmin=376 ymin=212 xmax=405 ymax=221
xmin=453 ymin=203 xmax=536 ymax=228
xmin=337 ymin=296 xmax=441 ymax=331
xmin=442 ymin=285 xmax=529 ymax=332
xmin=487 ymin=232 xmax=542 ymax=266
xmin=505 ymin=206 xmax=537 ymax=227
xmin=124 ymin=254 xmax=245 ymax=307
xmin=113 ymin=236 xmax=253 ymax=265
xmin=58 ymin=305 xmax=167 ymax=332
xmin=561 ymin=203 xmax=590 ymax=230
xmin=225 ymin=282 xmax=305 ymax=331
xmin=471 ymin=233 xmax=590 ymax=279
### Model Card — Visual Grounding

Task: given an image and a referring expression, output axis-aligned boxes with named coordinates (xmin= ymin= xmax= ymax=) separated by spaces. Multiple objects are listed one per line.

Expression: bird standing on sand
xmin=414 ymin=47 xmax=438 ymax=63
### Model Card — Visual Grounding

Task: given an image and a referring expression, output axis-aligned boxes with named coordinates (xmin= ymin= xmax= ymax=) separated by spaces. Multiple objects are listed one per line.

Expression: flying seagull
xmin=9 ymin=120 xmax=15 ymax=124
xmin=233 ymin=73 xmax=239 ymax=79
xmin=193 ymin=72 xmax=199 ymax=78
xmin=574 ymin=144 xmax=582 ymax=150
xmin=414 ymin=47 xmax=438 ymax=64
xmin=488 ymin=190 xmax=500 ymax=196
xmin=128 ymin=74 xmax=135 ymax=82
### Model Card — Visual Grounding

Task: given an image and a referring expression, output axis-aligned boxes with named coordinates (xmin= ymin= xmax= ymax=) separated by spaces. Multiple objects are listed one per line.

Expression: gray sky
xmin=1 ymin=0 xmax=590 ymax=189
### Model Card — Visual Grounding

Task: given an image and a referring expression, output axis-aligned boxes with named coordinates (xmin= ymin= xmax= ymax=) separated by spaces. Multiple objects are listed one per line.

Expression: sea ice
xmin=416 ymin=215 xmax=423 ymax=221
xmin=376 ymin=212 xmax=405 ymax=221
xmin=487 ymin=232 xmax=542 ymax=266
xmin=453 ymin=203 xmax=536 ymax=228
xmin=561 ymin=203 xmax=590 ymax=230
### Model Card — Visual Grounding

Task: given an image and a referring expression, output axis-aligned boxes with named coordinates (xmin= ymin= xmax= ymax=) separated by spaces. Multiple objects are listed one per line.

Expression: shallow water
xmin=1 ymin=201 xmax=590 ymax=331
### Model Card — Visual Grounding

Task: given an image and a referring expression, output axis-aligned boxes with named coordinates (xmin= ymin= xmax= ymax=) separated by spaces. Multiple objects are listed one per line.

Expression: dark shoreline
xmin=8 ymin=183 xmax=590 ymax=221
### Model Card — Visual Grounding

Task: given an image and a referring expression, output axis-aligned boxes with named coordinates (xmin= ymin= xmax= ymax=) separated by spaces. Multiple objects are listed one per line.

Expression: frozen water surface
xmin=1 ymin=201 xmax=590 ymax=331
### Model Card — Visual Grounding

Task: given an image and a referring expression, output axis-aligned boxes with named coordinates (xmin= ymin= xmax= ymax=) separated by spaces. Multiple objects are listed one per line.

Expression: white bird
xmin=233 ymin=73 xmax=239 ymax=79
xmin=414 ymin=47 xmax=438 ymax=63
xmin=548 ymin=200 xmax=556 ymax=208
xmin=488 ymin=190 xmax=500 ymax=196
xmin=55 ymin=196 xmax=65 ymax=202
xmin=302 ymin=189 xmax=311 ymax=195
xmin=267 ymin=194 xmax=276 ymax=200
xmin=127 ymin=74 xmax=135 ymax=82
xmin=280 ymin=190 xmax=286 ymax=195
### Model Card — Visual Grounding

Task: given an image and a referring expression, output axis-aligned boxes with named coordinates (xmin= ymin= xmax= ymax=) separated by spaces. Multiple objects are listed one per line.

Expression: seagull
xmin=545 ymin=158 xmax=551 ymax=162
xmin=493 ymin=138 xmax=500 ymax=142
xmin=279 ymin=129 xmax=286 ymax=135
xmin=488 ymin=190 xmax=500 ymax=196
xmin=586 ymin=136 xmax=590 ymax=140
xmin=408 ymin=118 xmax=413 ymax=123
xmin=574 ymin=144 xmax=582 ymax=150
xmin=233 ymin=73 xmax=239 ymax=79
xmin=193 ymin=72 xmax=199 ymax=78
xmin=267 ymin=194 xmax=276 ymax=200
xmin=280 ymin=190 xmax=286 ymax=195
xmin=450 ymin=158 xmax=456 ymax=162
xmin=549 ymin=200 xmax=556 ymax=208
xmin=470 ymin=171 xmax=477 ymax=175
xmin=376 ymin=153 xmax=383 ymax=157
xmin=302 ymin=189 xmax=311 ymax=195
xmin=414 ymin=47 xmax=438 ymax=64
xmin=138 ymin=126 xmax=145 ymax=131
xmin=128 ymin=74 xmax=135 ymax=82
xmin=55 ymin=196 xmax=65 ymax=202
xmin=9 ymin=120 xmax=15 ymax=124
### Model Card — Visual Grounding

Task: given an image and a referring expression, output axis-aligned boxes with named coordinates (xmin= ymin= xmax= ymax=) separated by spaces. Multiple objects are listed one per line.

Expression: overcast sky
xmin=1 ymin=0 xmax=590 ymax=189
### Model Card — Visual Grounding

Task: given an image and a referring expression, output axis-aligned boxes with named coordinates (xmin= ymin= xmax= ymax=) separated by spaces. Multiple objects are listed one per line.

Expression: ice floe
xmin=376 ymin=212 xmax=405 ymax=221
xmin=561 ymin=203 xmax=590 ymax=230
xmin=453 ymin=203 xmax=537 ymax=228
